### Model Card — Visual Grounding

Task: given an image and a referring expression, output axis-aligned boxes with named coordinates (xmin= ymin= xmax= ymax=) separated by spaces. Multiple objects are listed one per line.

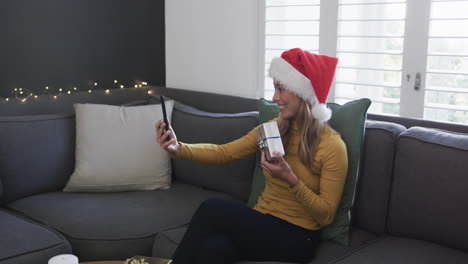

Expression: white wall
xmin=165 ymin=0 xmax=260 ymax=98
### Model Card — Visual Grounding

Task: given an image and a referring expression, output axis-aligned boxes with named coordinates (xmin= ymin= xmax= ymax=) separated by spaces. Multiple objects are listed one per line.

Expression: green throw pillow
xmin=246 ymin=99 xmax=279 ymax=207
xmin=246 ymin=98 xmax=371 ymax=246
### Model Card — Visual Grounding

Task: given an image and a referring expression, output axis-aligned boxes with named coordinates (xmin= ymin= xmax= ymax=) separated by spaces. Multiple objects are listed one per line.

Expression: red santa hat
xmin=268 ymin=48 xmax=338 ymax=122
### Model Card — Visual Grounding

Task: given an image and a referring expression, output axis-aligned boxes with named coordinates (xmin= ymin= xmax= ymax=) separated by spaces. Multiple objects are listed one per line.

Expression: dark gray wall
xmin=0 ymin=0 xmax=165 ymax=98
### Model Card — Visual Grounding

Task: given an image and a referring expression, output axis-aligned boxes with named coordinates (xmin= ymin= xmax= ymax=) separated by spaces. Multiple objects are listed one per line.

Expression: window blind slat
xmin=339 ymin=2 xmax=406 ymax=6
xmin=426 ymin=86 xmax=468 ymax=93
xmin=335 ymin=81 xmax=400 ymax=88
xmin=338 ymin=65 xmax=402 ymax=71
xmin=337 ymin=49 xmax=403 ymax=55
xmin=336 ymin=96 xmax=400 ymax=104
xmin=425 ymin=103 xmax=468 ymax=112
xmin=265 ymin=34 xmax=320 ymax=37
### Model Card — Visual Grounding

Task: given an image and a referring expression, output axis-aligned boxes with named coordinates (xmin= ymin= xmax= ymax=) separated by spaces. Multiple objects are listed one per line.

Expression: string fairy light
xmin=3 ymin=80 xmax=149 ymax=103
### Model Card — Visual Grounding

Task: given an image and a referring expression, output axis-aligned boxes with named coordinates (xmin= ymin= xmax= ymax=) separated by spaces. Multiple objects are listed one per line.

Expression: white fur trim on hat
xmin=312 ymin=103 xmax=332 ymax=122
xmin=268 ymin=57 xmax=317 ymax=105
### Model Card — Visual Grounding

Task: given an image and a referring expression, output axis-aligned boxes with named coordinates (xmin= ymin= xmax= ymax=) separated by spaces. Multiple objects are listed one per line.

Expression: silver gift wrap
xmin=257 ymin=121 xmax=285 ymax=161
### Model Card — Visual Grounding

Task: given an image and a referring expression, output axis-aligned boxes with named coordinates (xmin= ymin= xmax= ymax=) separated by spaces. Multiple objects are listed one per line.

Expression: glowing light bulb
xmin=94 ymin=82 xmax=98 ymax=86
xmin=20 ymin=91 xmax=23 ymax=95
xmin=59 ymin=88 xmax=63 ymax=92
xmin=142 ymin=82 xmax=148 ymax=86
xmin=105 ymin=89 xmax=110 ymax=94
xmin=21 ymin=98 xmax=27 ymax=103
xmin=19 ymin=88 xmax=23 ymax=91
xmin=53 ymin=95 xmax=58 ymax=99
xmin=74 ymin=87 xmax=77 ymax=91
xmin=147 ymin=90 xmax=153 ymax=95
xmin=34 ymin=95 xmax=38 ymax=99
xmin=5 ymin=98 xmax=9 ymax=101
xmin=138 ymin=84 xmax=142 ymax=88
xmin=14 ymin=88 xmax=18 ymax=91
xmin=45 ymin=86 xmax=49 ymax=90
xmin=120 ymin=85 xmax=124 ymax=89
xmin=114 ymin=80 xmax=118 ymax=83
xmin=134 ymin=84 xmax=138 ymax=88
xmin=67 ymin=91 xmax=71 ymax=94
xmin=88 ymin=90 xmax=92 ymax=93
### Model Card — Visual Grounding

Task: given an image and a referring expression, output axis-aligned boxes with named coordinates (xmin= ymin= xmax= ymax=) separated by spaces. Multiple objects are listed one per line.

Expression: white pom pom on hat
xmin=268 ymin=48 xmax=338 ymax=122
xmin=312 ymin=103 xmax=332 ymax=122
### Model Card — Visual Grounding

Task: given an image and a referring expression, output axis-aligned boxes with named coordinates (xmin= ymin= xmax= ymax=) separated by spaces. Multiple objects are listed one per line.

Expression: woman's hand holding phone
xmin=156 ymin=120 xmax=180 ymax=156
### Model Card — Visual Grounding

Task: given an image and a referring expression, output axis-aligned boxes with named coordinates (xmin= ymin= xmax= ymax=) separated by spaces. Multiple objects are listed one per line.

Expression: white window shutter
xmin=334 ymin=0 xmax=407 ymax=116
xmin=263 ymin=0 xmax=321 ymax=100
xmin=423 ymin=0 xmax=468 ymax=124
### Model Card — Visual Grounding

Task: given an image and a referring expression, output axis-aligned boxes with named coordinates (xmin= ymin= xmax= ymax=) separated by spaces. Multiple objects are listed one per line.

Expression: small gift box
xmin=256 ymin=121 xmax=285 ymax=161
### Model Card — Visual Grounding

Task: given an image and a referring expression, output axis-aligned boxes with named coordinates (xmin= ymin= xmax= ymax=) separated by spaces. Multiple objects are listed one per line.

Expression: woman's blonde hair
xmin=277 ymin=98 xmax=328 ymax=174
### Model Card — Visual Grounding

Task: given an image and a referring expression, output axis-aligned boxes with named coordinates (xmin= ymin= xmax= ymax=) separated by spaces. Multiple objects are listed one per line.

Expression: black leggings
xmin=172 ymin=198 xmax=320 ymax=264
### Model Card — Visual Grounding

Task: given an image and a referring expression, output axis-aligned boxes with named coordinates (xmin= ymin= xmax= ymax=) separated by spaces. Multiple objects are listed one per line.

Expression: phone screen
xmin=160 ymin=95 xmax=169 ymax=132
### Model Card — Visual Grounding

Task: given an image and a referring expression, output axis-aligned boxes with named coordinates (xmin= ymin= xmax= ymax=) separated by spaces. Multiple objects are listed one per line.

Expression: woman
xmin=155 ymin=48 xmax=348 ymax=264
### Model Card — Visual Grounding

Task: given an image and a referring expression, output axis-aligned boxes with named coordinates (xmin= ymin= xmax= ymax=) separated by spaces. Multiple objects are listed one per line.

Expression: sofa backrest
xmin=0 ymin=114 xmax=76 ymax=204
xmin=353 ymin=120 xmax=406 ymax=235
xmin=171 ymin=102 xmax=259 ymax=201
xmin=157 ymin=86 xmax=259 ymax=114
xmin=388 ymin=127 xmax=468 ymax=252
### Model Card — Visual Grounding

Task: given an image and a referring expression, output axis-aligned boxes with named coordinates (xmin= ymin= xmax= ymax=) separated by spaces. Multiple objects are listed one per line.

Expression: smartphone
xmin=160 ymin=95 xmax=170 ymax=132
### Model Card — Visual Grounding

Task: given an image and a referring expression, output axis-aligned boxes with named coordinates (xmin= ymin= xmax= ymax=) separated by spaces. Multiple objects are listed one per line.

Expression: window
xmin=334 ymin=0 xmax=406 ymax=116
xmin=261 ymin=0 xmax=468 ymax=124
xmin=263 ymin=0 xmax=321 ymax=100
xmin=424 ymin=0 xmax=468 ymax=123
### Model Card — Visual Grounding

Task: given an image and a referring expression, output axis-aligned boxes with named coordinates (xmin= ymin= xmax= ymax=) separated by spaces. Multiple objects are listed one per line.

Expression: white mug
xmin=48 ymin=254 xmax=79 ymax=264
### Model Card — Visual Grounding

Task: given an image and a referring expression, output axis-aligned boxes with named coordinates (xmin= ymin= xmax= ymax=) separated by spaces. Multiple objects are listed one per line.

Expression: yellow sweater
xmin=175 ymin=121 xmax=348 ymax=231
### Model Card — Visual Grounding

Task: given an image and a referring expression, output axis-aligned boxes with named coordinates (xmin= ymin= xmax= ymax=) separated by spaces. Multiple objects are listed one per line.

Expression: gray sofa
xmin=1 ymin=86 xmax=468 ymax=264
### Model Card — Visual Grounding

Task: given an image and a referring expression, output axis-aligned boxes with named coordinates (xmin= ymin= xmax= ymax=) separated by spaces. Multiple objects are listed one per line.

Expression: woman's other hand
xmin=261 ymin=152 xmax=299 ymax=187
xmin=155 ymin=120 xmax=181 ymax=156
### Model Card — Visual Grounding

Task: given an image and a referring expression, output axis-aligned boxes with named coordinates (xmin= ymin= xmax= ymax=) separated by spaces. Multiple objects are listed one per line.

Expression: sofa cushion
xmin=322 ymin=99 xmax=370 ymax=245
xmin=171 ymin=102 xmax=259 ymax=201
xmin=352 ymin=120 xmax=406 ymax=235
xmin=63 ymin=103 xmax=174 ymax=192
xmin=0 ymin=114 xmax=75 ymax=204
xmin=7 ymin=181 xmax=233 ymax=261
xmin=152 ymin=227 xmax=379 ymax=264
xmin=0 ymin=209 xmax=72 ymax=264
xmin=388 ymin=127 xmax=468 ymax=252
xmin=311 ymin=228 xmax=379 ymax=264
xmin=334 ymin=236 xmax=468 ymax=264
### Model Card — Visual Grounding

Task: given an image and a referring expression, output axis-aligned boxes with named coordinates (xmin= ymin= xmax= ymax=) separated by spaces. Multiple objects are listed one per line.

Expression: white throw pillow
xmin=63 ymin=102 xmax=173 ymax=192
